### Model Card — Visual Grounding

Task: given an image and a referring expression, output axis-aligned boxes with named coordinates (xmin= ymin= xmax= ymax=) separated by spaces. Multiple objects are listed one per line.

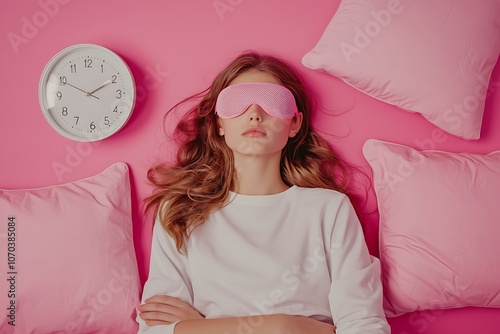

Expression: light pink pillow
xmin=302 ymin=0 xmax=500 ymax=140
xmin=363 ymin=139 xmax=500 ymax=317
xmin=0 ymin=162 xmax=140 ymax=333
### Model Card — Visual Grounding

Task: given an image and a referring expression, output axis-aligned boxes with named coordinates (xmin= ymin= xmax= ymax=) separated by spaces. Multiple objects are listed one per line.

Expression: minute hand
xmin=88 ymin=79 xmax=112 ymax=96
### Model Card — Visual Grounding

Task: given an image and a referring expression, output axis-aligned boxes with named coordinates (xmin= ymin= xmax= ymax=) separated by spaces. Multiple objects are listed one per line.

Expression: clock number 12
xmin=84 ymin=58 xmax=93 ymax=68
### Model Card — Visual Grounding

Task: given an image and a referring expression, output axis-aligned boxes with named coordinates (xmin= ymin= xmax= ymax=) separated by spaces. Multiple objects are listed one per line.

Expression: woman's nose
xmin=246 ymin=104 xmax=265 ymax=122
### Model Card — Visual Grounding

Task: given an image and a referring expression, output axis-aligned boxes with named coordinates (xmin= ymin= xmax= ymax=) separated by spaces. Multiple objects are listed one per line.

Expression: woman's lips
xmin=243 ymin=127 xmax=266 ymax=137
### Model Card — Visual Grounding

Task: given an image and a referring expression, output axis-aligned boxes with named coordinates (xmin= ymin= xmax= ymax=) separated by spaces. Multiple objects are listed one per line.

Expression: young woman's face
xmin=217 ymin=69 xmax=303 ymax=159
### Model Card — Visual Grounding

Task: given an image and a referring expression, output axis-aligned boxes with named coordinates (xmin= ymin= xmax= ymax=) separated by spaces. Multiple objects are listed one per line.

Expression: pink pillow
xmin=0 ymin=162 xmax=140 ymax=333
xmin=302 ymin=0 xmax=500 ymax=140
xmin=363 ymin=139 xmax=500 ymax=317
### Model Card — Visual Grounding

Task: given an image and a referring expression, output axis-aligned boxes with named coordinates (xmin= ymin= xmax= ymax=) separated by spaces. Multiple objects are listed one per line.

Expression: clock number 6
xmin=90 ymin=122 xmax=96 ymax=130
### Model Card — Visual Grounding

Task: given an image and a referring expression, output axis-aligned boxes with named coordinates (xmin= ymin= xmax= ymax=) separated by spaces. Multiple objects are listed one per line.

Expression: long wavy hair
xmin=145 ymin=51 xmax=352 ymax=252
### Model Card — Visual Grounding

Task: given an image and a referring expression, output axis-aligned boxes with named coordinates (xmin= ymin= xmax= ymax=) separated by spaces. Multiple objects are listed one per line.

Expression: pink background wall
xmin=1 ymin=1 xmax=499 ymax=333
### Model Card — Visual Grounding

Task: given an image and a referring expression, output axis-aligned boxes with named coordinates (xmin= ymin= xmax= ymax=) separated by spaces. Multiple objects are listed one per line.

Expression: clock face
xmin=39 ymin=44 xmax=135 ymax=141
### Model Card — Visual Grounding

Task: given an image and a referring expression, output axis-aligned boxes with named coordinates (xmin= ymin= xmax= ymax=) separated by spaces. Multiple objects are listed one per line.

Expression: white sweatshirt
xmin=137 ymin=186 xmax=390 ymax=334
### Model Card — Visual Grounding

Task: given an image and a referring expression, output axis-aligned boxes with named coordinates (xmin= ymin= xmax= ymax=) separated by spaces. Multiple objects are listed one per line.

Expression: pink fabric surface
xmin=0 ymin=163 xmax=140 ymax=333
xmin=302 ymin=0 xmax=500 ymax=140
xmin=216 ymin=83 xmax=298 ymax=119
xmin=363 ymin=139 xmax=500 ymax=317
xmin=1 ymin=1 xmax=499 ymax=333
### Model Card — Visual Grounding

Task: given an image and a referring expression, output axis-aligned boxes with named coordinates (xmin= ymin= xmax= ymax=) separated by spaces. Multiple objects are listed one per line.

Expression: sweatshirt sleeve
xmin=327 ymin=196 xmax=391 ymax=334
xmin=136 ymin=218 xmax=194 ymax=334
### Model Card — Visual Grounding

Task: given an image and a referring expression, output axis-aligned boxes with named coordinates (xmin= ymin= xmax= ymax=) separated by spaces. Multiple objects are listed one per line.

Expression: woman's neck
xmin=232 ymin=152 xmax=289 ymax=195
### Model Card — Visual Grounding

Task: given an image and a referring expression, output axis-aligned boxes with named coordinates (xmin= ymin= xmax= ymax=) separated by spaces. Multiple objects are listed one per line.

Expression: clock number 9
xmin=57 ymin=91 xmax=63 ymax=100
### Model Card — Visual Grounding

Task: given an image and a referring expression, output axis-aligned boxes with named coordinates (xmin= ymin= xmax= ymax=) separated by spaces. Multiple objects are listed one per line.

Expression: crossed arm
xmin=137 ymin=295 xmax=336 ymax=334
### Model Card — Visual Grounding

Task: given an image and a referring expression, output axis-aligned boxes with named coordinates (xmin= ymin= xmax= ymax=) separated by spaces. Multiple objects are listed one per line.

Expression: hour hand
xmin=88 ymin=79 xmax=112 ymax=96
xmin=65 ymin=81 xmax=99 ymax=99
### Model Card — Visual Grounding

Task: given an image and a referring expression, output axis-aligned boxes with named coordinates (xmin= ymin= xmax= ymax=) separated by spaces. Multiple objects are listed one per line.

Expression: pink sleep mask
xmin=215 ymin=83 xmax=298 ymax=119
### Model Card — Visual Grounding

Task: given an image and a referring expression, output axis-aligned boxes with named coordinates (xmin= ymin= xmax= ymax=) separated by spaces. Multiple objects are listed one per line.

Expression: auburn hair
xmin=145 ymin=51 xmax=352 ymax=252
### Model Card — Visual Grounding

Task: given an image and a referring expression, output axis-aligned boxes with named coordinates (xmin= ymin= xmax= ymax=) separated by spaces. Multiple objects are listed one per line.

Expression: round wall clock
xmin=39 ymin=44 xmax=136 ymax=142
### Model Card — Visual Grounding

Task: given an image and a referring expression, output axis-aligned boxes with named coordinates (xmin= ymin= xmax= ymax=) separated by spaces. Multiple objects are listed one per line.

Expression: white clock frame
xmin=39 ymin=44 xmax=136 ymax=142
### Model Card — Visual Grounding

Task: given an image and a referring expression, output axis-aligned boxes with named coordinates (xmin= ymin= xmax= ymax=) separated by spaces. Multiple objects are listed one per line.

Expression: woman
xmin=137 ymin=51 xmax=390 ymax=334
